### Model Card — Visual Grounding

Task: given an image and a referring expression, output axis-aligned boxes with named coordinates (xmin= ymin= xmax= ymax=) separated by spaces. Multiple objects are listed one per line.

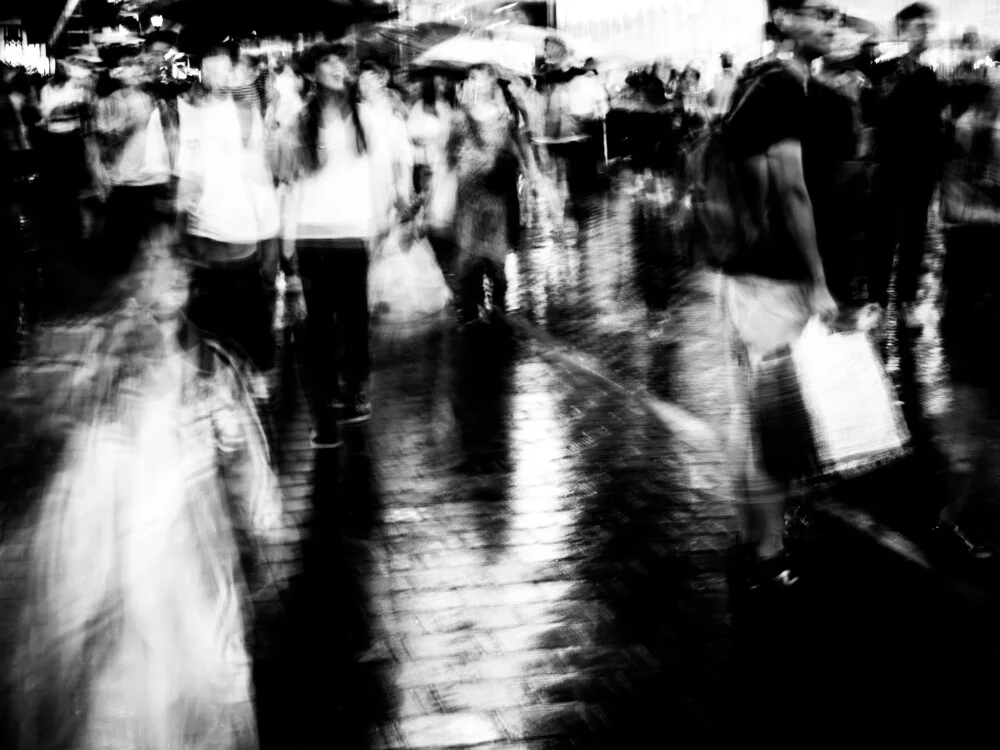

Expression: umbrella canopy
xmin=344 ymin=20 xmax=464 ymax=69
xmin=485 ymin=23 xmax=602 ymax=65
xmin=413 ymin=34 xmax=535 ymax=79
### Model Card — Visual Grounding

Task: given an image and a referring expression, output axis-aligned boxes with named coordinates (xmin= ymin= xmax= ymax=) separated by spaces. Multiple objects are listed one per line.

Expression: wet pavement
xmin=253 ymin=169 xmax=1000 ymax=746
xmin=5 ymin=169 xmax=1000 ymax=746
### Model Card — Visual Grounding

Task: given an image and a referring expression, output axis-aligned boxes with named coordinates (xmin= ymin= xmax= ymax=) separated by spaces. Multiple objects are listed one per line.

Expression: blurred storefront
xmin=1 ymin=20 xmax=55 ymax=74
xmin=555 ymin=0 xmax=767 ymax=71
xmin=401 ymin=0 xmax=550 ymax=26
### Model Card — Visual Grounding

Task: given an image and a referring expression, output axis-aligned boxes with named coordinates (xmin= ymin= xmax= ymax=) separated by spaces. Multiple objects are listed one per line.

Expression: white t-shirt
xmin=294 ymin=117 xmax=374 ymax=240
xmin=176 ymin=96 xmax=280 ymax=244
xmin=289 ymin=104 xmax=412 ymax=243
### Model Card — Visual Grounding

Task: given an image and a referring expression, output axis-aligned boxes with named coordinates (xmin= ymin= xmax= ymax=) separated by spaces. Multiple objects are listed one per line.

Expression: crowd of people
xmin=0 ymin=23 xmax=616 ymax=749
xmin=4 ymin=0 xmax=1000 ymax=745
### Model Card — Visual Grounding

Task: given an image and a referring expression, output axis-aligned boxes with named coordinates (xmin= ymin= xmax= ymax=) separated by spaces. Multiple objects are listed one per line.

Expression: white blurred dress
xmin=6 ymin=310 xmax=282 ymax=750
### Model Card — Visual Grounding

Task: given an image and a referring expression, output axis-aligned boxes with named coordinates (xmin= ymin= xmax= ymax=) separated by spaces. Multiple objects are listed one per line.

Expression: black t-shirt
xmin=868 ymin=56 xmax=946 ymax=169
xmin=723 ymin=60 xmax=812 ymax=281
xmin=804 ymin=79 xmax=859 ymax=255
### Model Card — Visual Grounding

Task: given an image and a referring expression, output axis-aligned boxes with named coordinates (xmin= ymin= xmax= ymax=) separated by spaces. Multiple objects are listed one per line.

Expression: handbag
xmin=754 ymin=318 xmax=911 ymax=481
xmin=940 ymin=158 xmax=1000 ymax=226
xmin=368 ymin=228 xmax=452 ymax=330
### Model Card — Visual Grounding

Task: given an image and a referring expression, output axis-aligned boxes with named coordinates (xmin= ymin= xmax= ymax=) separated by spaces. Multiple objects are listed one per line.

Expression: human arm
xmin=761 ymin=139 xmax=837 ymax=319
xmin=173 ymin=99 xmax=201 ymax=230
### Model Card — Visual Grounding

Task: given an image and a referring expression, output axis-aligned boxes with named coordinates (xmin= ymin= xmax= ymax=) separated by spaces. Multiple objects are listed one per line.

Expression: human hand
xmin=809 ymin=283 xmax=839 ymax=325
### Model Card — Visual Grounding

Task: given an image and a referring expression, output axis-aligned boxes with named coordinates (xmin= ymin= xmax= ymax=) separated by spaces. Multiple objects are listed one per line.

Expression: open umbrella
xmin=343 ymin=20 xmax=464 ymax=69
xmin=413 ymin=34 xmax=535 ymax=79
xmin=485 ymin=23 xmax=602 ymax=65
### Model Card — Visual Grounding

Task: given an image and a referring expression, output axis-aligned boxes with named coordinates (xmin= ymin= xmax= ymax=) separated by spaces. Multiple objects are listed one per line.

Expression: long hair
xmin=420 ymin=78 xmax=438 ymax=110
xmin=297 ymin=80 xmax=367 ymax=175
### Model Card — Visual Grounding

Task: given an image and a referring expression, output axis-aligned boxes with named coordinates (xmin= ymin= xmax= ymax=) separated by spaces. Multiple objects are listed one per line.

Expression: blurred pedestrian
xmin=408 ymin=76 xmax=457 ymax=274
xmin=857 ymin=2 xmax=947 ymax=332
xmin=2 ymin=240 xmax=283 ymax=750
xmin=448 ymin=63 xmax=534 ymax=328
xmin=95 ymin=54 xmax=173 ymax=276
xmin=175 ymin=39 xmax=281 ymax=404
xmin=719 ymin=0 xmax=840 ymax=591
xmin=274 ymin=41 xmax=413 ymax=446
xmin=709 ymin=53 xmax=737 ymax=121
xmin=38 ymin=59 xmax=96 ymax=257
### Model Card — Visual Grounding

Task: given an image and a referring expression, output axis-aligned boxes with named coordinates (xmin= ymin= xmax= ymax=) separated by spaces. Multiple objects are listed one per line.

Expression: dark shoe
xmin=933 ymin=516 xmax=995 ymax=562
xmin=311 ymin=409 xmax=343 ymax=449
xmin=339 ymin=392 xmax=372 ymax=425
xmin=750 ymin=550 xmax=802 ymax=591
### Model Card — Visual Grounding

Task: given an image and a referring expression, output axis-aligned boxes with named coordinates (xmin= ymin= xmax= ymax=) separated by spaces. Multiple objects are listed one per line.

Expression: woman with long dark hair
xmin=276 ymin=42 xmax=412 ymax=446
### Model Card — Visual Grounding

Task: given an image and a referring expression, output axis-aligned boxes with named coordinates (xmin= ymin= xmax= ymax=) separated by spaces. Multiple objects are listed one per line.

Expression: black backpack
xmin=679 ymin=59 xmax=786 ymax=269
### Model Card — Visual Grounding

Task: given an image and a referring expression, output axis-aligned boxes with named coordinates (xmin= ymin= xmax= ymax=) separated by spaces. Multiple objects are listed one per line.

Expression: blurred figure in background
xmin=0 ymin=66 xmax=42 ymax=370
xmin=565 ymin=59 xmax=610 ymax=190
xmin=95 ymin=54 xmax=173 ymax=277
xmin=267 ymin=58 xmax=309 ymax=293
xmin=858 ymin=2 xmax=947 ymax=332
xmin=709 ymin=52 xmax=737 ymax=121
xmin=38 ymin=59 xmax=97 ymax=260
xmin=2 ymin=241 xmax=282 ymax=750
xmin=275 ymin=42 xmax=413 ymax=446
xmin=448 ymin=63 xmax=534 ymax=328
xmin=358 ymin=57 xmax=409 ymax=120
xmin=176 ymin=39 xmax=281 ymax=404
xmin=408 ymin=75 xmax=457 ymax=275
xmin=674 ymin=64 xmax=710 ymax=141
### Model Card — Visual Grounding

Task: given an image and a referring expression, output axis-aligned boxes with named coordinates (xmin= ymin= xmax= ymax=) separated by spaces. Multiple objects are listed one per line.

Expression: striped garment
xmin=6 ymin=306 xmax=283 ymax=749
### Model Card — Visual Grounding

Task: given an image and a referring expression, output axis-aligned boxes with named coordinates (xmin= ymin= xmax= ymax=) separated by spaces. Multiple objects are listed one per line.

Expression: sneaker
xmin=750 ymin=550 xmax=801 ymax=590
xmin=856 ymin=302 xmax=885 ymax=333
xmin=338 ymin=392 xmax=372 ymax=425
xmin=310 ymin=409 xmax=343 ymax=449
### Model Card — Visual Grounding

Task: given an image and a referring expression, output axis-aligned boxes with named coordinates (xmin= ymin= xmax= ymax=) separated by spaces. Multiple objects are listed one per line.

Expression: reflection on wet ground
xmin=5 ymin=169 xmax=1000 ymax=747
xmin=250 ymin=170 xmax=1000 ymax=746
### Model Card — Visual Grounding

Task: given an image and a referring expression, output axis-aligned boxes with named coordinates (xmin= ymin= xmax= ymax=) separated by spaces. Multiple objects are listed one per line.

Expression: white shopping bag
xmin=792 ymin=318 xmax=911 ymax=476
xmin=368 ymin=228 xmax=452 ymax=326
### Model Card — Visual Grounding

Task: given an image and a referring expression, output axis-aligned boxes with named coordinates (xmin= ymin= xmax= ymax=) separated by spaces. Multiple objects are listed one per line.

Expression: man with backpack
xmin=688 ymin=0 xmax=841 ymax=594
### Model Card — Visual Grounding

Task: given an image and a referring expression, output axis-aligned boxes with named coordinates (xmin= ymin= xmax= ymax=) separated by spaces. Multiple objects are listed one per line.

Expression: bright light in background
xmin=1 ymin=41 xmax=54 ymax=75
xmin=494 ymin=2 xmax=519 ymax=13
xmin=150 ymin=15 xmax=163 ymax=28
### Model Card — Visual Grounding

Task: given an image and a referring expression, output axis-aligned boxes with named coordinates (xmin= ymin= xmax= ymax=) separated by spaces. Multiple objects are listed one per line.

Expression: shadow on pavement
xmin=253 ymin=447 xmax=390 ymax=750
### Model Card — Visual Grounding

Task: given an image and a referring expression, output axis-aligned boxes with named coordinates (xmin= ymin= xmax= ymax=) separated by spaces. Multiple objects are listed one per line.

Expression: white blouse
xmin=176 ymin=96 xmax=280 ymax=244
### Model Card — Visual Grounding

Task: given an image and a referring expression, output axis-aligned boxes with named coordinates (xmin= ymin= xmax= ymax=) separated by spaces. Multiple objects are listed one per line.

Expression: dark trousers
xmin=297 ymin=242 xmax=370 ymax=411
xmin=460 ymin=257 xmax=506 ymax=324
xmin=101 ymin=183 xmax=171 ymax=275
xmin=427 ymin=232 xmax=457 ymax=279
xmin=185 ymin=246 xmax=275 ymax=373
xmin=864 ymin=164 xmax=937 ymax=307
